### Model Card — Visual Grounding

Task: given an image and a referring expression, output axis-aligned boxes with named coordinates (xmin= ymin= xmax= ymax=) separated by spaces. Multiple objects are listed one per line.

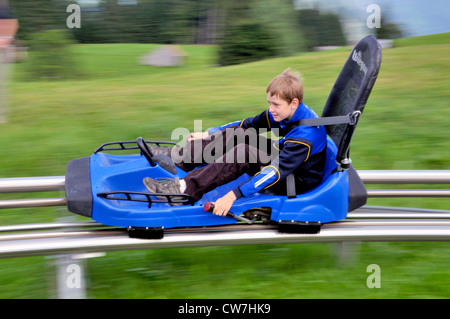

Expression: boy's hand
xmin=212 ymin=191 xmax=237 ymax=216
xmin=186 ymin=132 xmax=209 ymax=141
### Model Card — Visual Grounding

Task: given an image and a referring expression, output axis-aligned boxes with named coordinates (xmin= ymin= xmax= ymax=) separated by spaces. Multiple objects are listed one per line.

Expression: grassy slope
xmin=0 ymin=33 xmax=448 ymax=298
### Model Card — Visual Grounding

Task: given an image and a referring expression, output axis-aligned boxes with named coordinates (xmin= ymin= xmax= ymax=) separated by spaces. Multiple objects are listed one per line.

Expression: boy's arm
xmin=208 ymin=110 xmax=273 ymax=134
xmin=232 ymin=138 xmax=312 ymax=199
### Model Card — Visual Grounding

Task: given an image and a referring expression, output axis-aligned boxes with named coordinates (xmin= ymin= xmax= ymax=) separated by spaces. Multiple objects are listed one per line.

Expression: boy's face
xmin=267 ymin=93 xmax=299 ymax=122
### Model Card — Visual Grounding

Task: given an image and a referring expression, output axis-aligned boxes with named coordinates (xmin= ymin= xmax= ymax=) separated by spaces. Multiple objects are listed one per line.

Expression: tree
xmin=26 ymin=29 xmax=82 ymax=79
xmin=250 ymin=0 xmax=305 ymax=56
xmin=10 ymin=0 xmax=67 ymax=40
xmin=297 ymin=9 xmax=347 ymax=51
xmin=217 ymin=0 xmax=306 ymax=65
xmin=375 ymin=16 xmax=403 ymax=39
xmin=218 ymin=21 xmax=277 ymax=66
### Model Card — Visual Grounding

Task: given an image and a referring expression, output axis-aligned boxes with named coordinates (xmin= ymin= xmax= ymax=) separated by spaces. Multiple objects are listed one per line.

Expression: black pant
xmin=169 ymin=127 xmax=279 ymax=201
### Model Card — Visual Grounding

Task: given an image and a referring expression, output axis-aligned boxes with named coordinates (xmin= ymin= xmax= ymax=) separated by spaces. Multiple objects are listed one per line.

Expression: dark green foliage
xmin=70 ymin=0 xmax=222 ymax=45
xmin=218 ymin=22 xmax=277 ymax=66
xmin=298 ymin=9 xmax=347 ymax=50
xmin=375 ymin=17 xmax=403 ymax=39
xmin=25 ymin=29 xmax=82 ymax=79
xmin=10 ymin=0 xmax=67 ymax=40
xmin=10 ymin=0 xmax=348 ymax=63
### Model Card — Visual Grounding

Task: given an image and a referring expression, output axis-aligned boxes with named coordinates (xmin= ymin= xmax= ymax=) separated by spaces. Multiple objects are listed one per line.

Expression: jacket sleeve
xmin=233 ymin=137 xmax=312 ymax=198
xmin=209 ymin=110 xmax=272 ymax=134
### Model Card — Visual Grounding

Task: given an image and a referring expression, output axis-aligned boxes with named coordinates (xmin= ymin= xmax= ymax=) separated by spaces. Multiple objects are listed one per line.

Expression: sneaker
xmin=143 ymin=177 xmax=185 ymax=205
xmin=149 ymin=145 xmax=172 ymax=157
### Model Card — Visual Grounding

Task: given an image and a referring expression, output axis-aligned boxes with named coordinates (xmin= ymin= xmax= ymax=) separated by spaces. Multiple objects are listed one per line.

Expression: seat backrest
xmin=322 ymin=137 xmax=338 ymax=181
xmin=322 ymin=35 xmax=382 ymax=169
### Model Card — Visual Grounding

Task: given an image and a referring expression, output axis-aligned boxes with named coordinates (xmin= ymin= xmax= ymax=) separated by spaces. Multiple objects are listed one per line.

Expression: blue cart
xmin=65 ymin=36 xmax=382 ymax=238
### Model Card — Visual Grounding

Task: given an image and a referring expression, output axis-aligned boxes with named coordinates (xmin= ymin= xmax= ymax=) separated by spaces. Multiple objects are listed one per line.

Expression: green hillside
xmin=0 ymin=33 xmax=448 ymax=298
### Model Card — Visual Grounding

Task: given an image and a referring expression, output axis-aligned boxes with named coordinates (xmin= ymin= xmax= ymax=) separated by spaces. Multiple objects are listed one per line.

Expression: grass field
xmin=0 ymin=33 xmax=448 ymax=299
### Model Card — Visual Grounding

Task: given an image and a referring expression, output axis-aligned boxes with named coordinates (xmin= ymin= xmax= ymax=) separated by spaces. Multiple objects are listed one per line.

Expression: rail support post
xmin=333 ymin=241 xmax=361 ymax=268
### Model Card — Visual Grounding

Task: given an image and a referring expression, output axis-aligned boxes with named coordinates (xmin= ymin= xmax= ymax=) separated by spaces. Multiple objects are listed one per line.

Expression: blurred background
xmin=7 ymin=0 xmax=450 ymax=59
xmin=0 ymin=0 xmax=448 ymax=299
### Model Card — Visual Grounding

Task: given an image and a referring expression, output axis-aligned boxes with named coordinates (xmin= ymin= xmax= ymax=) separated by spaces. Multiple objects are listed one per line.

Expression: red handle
xmin=204 ymin=202 xmax=236 ymax=219
xmin=204 ymin=202 xmax=214 ymax=212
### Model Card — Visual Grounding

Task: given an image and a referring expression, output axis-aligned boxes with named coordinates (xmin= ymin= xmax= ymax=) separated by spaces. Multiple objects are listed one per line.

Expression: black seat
xmin=326 ymin=35 xmax=382 ymax=211
xmin=322 ymin=35 xmax=382 ymax=171
xmin=291 ymin=35 xmax=382 ymax=211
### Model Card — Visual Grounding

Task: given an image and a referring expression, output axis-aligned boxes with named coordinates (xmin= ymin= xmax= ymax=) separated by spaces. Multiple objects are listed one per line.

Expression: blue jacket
xmin=210 ymin=103 xmax=327 ymax=198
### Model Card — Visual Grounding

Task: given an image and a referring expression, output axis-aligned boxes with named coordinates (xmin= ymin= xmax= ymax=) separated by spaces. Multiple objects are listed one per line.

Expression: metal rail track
xmin=0 ymin=206 xmax=449 ymax=259
xmin=1 ymin=170 xmax=450 ymax=208
xmin=0 ymin=171 xmax=448 ymax=259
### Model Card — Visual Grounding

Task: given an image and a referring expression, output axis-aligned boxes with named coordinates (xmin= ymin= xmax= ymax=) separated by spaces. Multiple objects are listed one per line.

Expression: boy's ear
xmin=290 ymin=98 xmax=300 ymax=108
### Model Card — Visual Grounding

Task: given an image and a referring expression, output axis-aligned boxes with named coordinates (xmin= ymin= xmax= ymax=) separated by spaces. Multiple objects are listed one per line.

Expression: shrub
xmin=26 ymin=29 xmax=82 ymax=80
xmin=218 ymin=22 xmax=277 ymax=66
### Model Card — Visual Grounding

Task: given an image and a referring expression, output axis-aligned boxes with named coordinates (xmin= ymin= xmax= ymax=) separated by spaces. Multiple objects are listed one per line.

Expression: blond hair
xmin=266 ymin=68 xmax=303 ymax=103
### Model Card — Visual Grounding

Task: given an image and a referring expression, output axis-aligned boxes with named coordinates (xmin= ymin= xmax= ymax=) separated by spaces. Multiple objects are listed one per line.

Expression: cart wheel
xmin=278 ymin=220 xmax=321 ymax=234
xmin=128 ymin=226 xmax=164 ymax=239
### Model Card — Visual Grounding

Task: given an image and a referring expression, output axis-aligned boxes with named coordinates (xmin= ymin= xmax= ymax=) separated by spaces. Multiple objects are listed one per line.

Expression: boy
xmin=144 ymin=68 xmax=327 ymax=217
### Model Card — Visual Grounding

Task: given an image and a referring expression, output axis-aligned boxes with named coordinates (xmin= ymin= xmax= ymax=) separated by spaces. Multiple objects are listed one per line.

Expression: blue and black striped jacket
xmin=210 ymin=103 xmax=327 ymax=198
